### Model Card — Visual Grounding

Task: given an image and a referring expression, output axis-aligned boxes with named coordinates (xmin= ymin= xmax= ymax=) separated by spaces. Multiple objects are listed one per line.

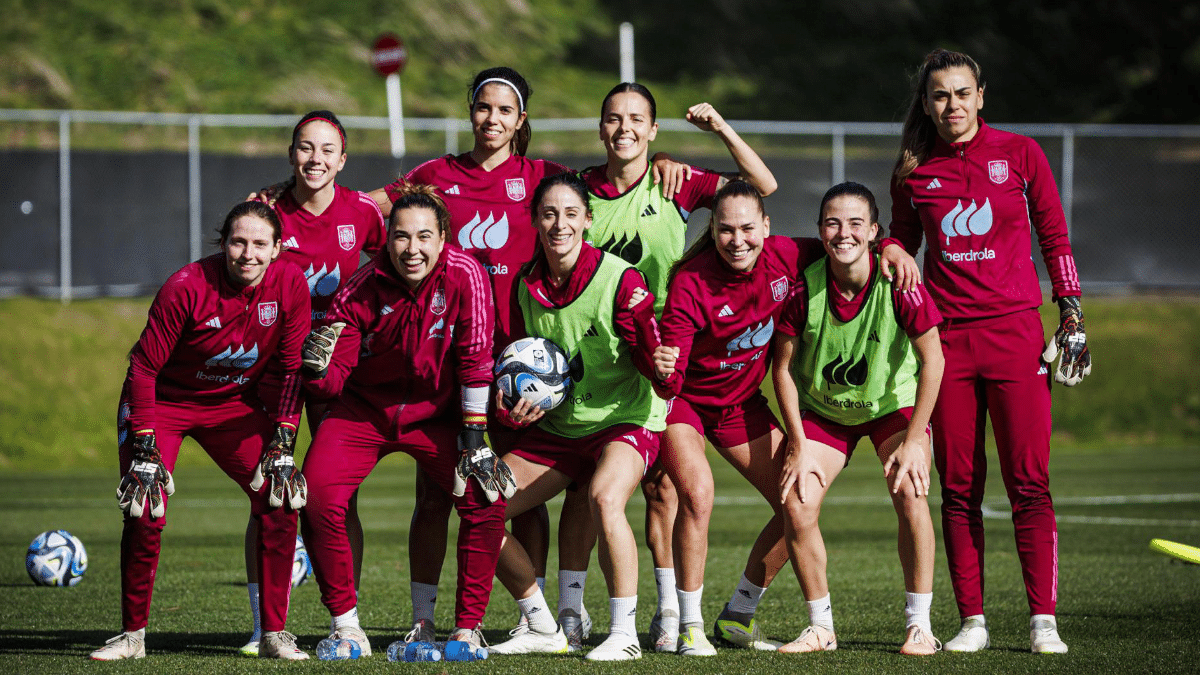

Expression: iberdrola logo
xmin=940 ymin=198 xmax=993 ymax=244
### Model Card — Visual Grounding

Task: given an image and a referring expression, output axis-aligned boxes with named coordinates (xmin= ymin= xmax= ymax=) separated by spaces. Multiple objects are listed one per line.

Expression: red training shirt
xmin=126 ymin=254 xmax=309 ymax=431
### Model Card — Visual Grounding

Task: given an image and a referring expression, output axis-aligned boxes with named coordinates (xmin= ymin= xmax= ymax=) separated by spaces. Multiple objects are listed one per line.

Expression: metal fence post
xmin=59 ymin=112 xmax=71 ymax=304
xmin=445 ymin=117 xmax=458 ymax=156
xmin=1062 ymin=125 xmax=1075 ymax=239
xmin=832 ymin=125 xmax=845 ymax=185
xmin=189 ymin=115 xmax=201 ymax=262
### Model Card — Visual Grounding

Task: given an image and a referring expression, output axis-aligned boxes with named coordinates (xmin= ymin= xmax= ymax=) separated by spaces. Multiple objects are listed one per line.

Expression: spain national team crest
xmin=505 ymin=178 xmax=526 ymax=202
xmin=337 ymin=224 xmax=357 ymax=251
xmin=430 ymin=287 xmax=447 ymax=316
xmin=258 ymin=301 xmax=278 ymax=327
xmin=988 ymin=160 xmax=1009 ymax=185
xmin=771 ymin=276 xmax=789 ymax=302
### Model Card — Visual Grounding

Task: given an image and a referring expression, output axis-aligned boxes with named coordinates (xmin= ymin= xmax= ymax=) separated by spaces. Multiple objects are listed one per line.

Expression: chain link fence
xmin=2 ymin=109 xmax=1197 ymax=299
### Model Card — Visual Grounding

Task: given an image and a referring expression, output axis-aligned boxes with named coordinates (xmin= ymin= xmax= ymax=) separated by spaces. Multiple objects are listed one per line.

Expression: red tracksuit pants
xmin=300 ymin=398 xmax=505 ymax=629
xmin=932 ymin=309 xmax=1058 ymax=618
xmin=116 ymin=393 xmax=297 ymax=633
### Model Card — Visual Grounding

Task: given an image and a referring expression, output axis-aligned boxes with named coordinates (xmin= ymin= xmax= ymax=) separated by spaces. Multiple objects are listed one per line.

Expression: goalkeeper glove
xmin=452 ymin=425 xmax=517 ymax=503
xmin=250 ymin=423 xmax=306 ymax=509
xmin=1042 ymin=296 xmax=1092 ymax=386
xmin=117 ymin=431 xmax=175 ymax=519
xmin=301 ymin=322 xmax=346 ymax=379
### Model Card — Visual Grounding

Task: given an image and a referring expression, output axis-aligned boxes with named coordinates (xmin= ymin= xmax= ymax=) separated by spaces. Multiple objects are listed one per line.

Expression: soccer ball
xmin=494 ymin=337 xmax=572 ymax=411
xmin=292 ymin=534 xmax=312 ymax=588
xmin=26 ymin=530 xmax=87 ymax=587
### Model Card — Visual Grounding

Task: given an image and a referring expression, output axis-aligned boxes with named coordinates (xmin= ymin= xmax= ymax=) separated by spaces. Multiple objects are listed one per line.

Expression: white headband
xmin=472 ymin=77 xmax=525 ymax=112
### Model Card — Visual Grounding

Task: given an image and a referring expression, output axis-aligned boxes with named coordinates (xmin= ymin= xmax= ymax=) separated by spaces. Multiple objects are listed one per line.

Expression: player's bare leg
xmin=641 ymin=463 xmax=681 ymax=651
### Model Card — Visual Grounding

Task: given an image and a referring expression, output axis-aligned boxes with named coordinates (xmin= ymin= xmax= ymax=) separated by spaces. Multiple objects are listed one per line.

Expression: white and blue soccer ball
xmin=494 ymin=337 xmax=573 ymax=411
xmin=26 ymin=530 xmax=88 ymax=587
xmin=292 ymin=534 xmax=312 ymax=588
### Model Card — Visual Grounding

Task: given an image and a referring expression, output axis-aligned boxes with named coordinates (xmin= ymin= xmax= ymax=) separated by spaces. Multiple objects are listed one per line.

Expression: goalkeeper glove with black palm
xmin=117 ymin=432 xmax=175 ymax=519
xmin=1042 ymin=296 xmax=1092 ymax=386
xmin=452 ymin=425 xmax=517 ymax=503
xmin=250 ymin=423 xmax=307 ymax=509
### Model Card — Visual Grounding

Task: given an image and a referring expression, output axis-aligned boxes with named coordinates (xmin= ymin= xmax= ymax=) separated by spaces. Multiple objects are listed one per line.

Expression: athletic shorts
xmin=665 ymin=392 xmax=781 ymax=449
xmin=801 ymin=406 xmax=925 ymax=459
xmin=507 ymin=424 xmax=660 ymax=484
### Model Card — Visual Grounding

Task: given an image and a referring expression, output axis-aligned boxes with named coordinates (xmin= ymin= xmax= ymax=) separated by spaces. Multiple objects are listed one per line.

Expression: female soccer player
xmin=485 ymin=173 xmax=665 ymax=662
xmin=241 ymin=109 xmax=387 ymax=656
xmin=297 ymin=184 xmax=507 ymax=655
xmin=770 ymin=182 xmax=943 ymax=655
xmin=91 ymin=201 xmax=310 ymax=661
xmin=890 ymin=48 xmax=1089 ymax=654
xmin=578 ymin=83 xmax=779 ymax=652
xmin=653 ymin=181 xmax=920 ymax=656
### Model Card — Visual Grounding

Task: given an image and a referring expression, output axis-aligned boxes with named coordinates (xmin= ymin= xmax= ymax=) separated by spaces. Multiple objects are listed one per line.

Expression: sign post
xmin=371 ymin=34 xmax=408 ymax=159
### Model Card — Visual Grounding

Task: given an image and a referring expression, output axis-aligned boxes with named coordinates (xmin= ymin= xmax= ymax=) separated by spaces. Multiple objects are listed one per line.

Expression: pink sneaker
xmin=900 ymin=625 xmax=941 ymax=655
xmin=778 ymin=625 xmax=837 ymax=653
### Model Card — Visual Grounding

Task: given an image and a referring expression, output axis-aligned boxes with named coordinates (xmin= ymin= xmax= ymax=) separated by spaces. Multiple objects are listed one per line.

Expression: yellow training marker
xmin=1149 ymin=538 xmax=1200 ymax=565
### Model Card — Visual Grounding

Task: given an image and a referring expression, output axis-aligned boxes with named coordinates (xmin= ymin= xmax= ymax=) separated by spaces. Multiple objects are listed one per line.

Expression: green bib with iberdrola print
xmin=584 ymin=172 xmax=685 ymax=316
xmin=518 ymin=252 xmax=667 ymax=438
xmin=792 ymin=256 xmax=919 ymax=426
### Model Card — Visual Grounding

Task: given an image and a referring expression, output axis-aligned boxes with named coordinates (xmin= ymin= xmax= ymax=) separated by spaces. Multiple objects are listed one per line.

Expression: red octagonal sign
xmin=371 ymin=34 xmax=407 ymax=77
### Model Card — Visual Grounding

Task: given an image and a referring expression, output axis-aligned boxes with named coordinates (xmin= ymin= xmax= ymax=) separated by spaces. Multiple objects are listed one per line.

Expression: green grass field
xmin=2 ymin=296 xmax=1199 ymax=672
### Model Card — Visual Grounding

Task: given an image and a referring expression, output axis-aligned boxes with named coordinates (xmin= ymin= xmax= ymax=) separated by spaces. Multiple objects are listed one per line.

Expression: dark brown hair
xmin=668 ymin=180 xmax=765 ymax=285
xmin=893 ymin=49 xmax=985 ymax=183
xmin=469 ymin=67 xmax=533 ymax=156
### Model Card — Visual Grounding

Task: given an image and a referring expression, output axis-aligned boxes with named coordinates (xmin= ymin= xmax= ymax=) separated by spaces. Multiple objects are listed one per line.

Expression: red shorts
xmin=506 ymin=424 xmax=660 ymax=484
xmin=801 ymin=407 xmax=924 ymax=459
xmin=666 ymin=392 xmax=781 ymax=449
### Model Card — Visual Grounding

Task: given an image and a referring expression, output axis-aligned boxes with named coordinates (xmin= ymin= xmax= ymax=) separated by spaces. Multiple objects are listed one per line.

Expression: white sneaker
xmin=238 ymin=638 xmax=259 ymax=657
xmin=260 ymin=631 xmax=309 ymax=660
xmin=677 ymin=624 xmax=717 ymax=656
xmin=1030 ymin=617 xmax=1068 ymax=654
xmin=778 ymin=624 xmax=837 ymax=653
xmin=944 ymin=617 xmax=990 ymax=652
xmin=899 ymin=625 xmax=941 ymax=656
xmin=404 ymin=618 xmax=436 ymax=643
xmin=507 ymin=615 xmax=530 ymax=638
xmin=448 ymin=626 xmax=486 ymax=649
xmin=90 ymin=632 xmax=145 ymax=660
xmin=713 ymin=603 xmax=782 ymax=650
xmin=488 ymin=624 xmax=568 ymax=655
xmin=585 ymin=632 xmax=642 ymax=661
xmin=649 ymin=609 xmax=680 ymax=653
xmin=329 ymin=626 xmax=372 ymax=657
xmin=559 ymin=608 xmax=591 ymax=652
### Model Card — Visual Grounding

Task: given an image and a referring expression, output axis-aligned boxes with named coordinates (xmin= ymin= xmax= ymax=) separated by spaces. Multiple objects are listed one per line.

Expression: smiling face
xmin=535 ymin=184 xmax=591 ymax=262
xmin=224 ymin=215 xmax=281 ymax=288
xmin=923 ymin=65 xmax=985 ymax=145
xmin=599 ymin=91 xmax=658 ymax=164
xmin=471 ymin=82 xmax=526 ymax=156
xmin=713 ymin=194 xmax=770 ymax=273
xmin=820 ymin=194 xmax=879 ymax=269
xmin=290 ymin=120 xmax=346 ymax=193
xmin=388 ymin=206 xmax=446 ymax=288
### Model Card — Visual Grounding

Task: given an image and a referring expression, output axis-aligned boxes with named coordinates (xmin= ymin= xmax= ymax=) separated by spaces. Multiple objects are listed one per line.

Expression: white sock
xmin=678 ymin=586 xmax=704 ymax=626
xmin=727 ymin=573 xmax=767 ymax=614
xmin=904 ymin=592 xmax=933 ymax=631
xmin=807 ymin=594 xmax=834 ymax=632
xmin=536 ymin=576 xmax=546 ymax=594
xmin=247 ymin=582 xmax=261 ymax=640
xmin=654 ymin=567 xmax=679 ymax=614
xmin=558 ymin=570 xmax=587 ymax=615
xmin=609 ymin=596 xmax=638 ymax=637
xmin=332 ymin=607 xmax=360 ymax=631
xmin=411 ymin=582 xmax=437 ymax=624
xmin=517 ymin=590 xmax=558 ymax=634
xmin=128 ymin=628 xmax=146 ymax=640
xmin=1030 ymin=614 xmax=1057 ymax=628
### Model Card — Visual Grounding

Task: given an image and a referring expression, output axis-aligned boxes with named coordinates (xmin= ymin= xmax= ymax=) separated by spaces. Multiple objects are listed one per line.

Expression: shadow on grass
xmin=0 ymin=629 xmax=360 ymax=657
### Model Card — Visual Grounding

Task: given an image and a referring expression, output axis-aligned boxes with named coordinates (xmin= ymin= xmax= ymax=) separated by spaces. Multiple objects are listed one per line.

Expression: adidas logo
xmin=868 ymin=330 xmax=880 ymax=342
xmin=204 ymin=316 xmax=222 ymax=329
xmin=1038 ymin=362 xmax=1049 ymax=375
xmin=446 ymin=185 xmax=460 ymax=195
xmin=282 ymin=236 xmax=299 ymax=249
xmin=381 ymin=305 xmax=394 ymax=316
xmin=718 ymin=304 xmax=734 ymax=318
xmin=738 ymin=589 xmax=752 ymax=598
xmin=584 ymin=324 xmax=600 ymax=337
xmin=621 ymin=645 xmax=641 ymax=657
xmin=569 ymin=582 xmax=582 ymax=589
xmin=641 ymin=204 xmax=657 ymax=217
xmin=926 ymin=178 xmax=942 ymax=190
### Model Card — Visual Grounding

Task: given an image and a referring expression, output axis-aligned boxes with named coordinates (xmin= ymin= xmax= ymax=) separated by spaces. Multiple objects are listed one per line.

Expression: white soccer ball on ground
xmin=26 ymin=530 xmax=88 ymax=587
xmin=292 ymin=534 xmax=312 ymax=588
xmin=494 ymin=337 xmax=573 ymax=411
